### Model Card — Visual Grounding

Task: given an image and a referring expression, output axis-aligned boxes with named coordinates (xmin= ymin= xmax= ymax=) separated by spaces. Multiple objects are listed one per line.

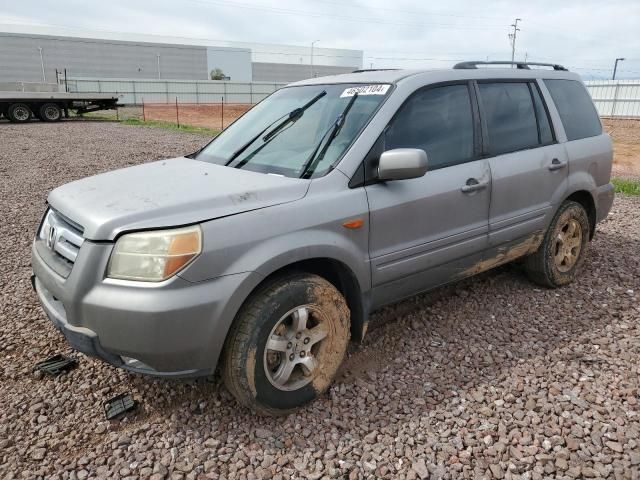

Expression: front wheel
xmin=525 ymin=200 xmax=590 ymax=288
xmin=222 ymin=273 xmax=350 ymax=415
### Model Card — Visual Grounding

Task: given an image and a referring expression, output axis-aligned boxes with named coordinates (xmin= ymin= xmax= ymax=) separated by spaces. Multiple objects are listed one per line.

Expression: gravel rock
xmin=1 ymin=122 xmax=639 ymax=479
xmin=411 ymin=459 xmax=429 ymax=479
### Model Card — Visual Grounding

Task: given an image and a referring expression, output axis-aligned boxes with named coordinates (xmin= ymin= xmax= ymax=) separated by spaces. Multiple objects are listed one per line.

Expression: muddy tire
xmin=222 ymin=273 xmax=350 ymax=415
xmin=524 ymin=201 xmax=590 ymax=288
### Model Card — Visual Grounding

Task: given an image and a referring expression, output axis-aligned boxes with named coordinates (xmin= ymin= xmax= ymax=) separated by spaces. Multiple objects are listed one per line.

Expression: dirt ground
xmin=0 ymin=122 xmax=639 ymax=479
xmin=602 ymin=118 xmax=640 ymax=179
xmin=143 ymin=103 xmax=253 ymax=130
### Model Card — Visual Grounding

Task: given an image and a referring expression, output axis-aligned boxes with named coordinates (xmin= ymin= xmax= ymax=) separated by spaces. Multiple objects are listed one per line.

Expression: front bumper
xmin=32 ymin=239 xmax=256 ymax=377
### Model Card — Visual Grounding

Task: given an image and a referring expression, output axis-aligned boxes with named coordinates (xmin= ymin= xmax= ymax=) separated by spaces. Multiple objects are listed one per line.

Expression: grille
xmin=39 ymin=209 xmax=85 ymax=265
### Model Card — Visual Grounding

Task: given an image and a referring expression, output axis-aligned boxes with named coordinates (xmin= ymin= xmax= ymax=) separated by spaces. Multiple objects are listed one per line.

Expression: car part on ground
xmin=33 ymin=354 xmax=78 ymax=376
xmin=103 ymin=393 xmax=137 ymax=420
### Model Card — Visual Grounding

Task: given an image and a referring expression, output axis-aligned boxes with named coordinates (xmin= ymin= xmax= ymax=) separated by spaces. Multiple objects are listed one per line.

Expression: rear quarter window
xmin=544 ymin=79 xmax=602 ymax=141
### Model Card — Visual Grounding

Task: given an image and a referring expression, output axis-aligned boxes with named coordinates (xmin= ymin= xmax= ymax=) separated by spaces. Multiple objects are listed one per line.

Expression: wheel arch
xmin=239 ymin=257 xmax=367 ymax=343
xmin=565 ymin=189 xmax=596 ymax=240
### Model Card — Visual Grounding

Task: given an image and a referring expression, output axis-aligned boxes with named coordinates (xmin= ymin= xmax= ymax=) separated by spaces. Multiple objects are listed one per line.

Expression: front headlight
xmin=107 ymin=225 xmax=202 ymax=282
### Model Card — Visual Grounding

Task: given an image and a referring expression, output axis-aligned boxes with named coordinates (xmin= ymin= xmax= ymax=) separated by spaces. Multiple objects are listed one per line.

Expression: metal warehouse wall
xmin=0 ymin=33 xmax=209 ymax=83
xmin=252 ymin=63 xmax=358 ymax=83
xmin=585 ymin=80 xmax=640 ymax=118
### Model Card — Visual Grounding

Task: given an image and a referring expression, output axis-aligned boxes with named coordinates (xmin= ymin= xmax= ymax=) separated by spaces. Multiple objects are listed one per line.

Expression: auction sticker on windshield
xmin=340 ymin=84 xmax=391 ymax=97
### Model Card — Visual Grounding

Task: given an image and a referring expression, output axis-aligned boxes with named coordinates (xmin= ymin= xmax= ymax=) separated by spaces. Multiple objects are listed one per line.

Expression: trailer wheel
xmin=7 ymin=103 xmax=32 ymax=123
xmin=39 ymin=103 xmax=62 ymax=122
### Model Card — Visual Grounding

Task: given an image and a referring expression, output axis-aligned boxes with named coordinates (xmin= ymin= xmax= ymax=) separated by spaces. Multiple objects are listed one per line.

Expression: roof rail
xmin=351 ymin=68 xmax=399 ymax=73
xmin=453 ymin=61 xmax=568 ymax=71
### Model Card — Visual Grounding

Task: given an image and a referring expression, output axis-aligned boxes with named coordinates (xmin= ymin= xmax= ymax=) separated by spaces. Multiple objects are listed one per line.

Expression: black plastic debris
xmin=34 ymin=354 xmax=78 ymax=376
xmin=104 ymin=393 xmax=137 ymax=420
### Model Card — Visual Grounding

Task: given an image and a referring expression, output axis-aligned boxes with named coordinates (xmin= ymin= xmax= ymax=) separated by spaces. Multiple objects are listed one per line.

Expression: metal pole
xmin=310 ymin=40 xmax=319 ymax=78
xmin=157 ymin=54 xmax=161 ymax=79
xmin=38 ymin=47 xmax=46 ymax=82
xmin=142 ymin=97 xmax=146 ymax=121
xmin=613 ymin=57 xmax=625 ymax=80
xmin=221 ymin=96 xmax=224 ymax=130
xmin=176 ymin=97 xmax=179 ymax=127
xmin=611 ymin=83 xmax=621 ymax=117
xmin=509 ymin=19 xmax=521 ymax=67
xmin=64 ymin=68 xmax=68 ymax=92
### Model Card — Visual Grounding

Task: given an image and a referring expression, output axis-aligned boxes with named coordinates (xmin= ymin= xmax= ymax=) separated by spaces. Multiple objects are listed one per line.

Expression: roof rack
xmin=453 ymin=61 xmax=568 ymax=71
xmin=351 ymin=68 xmax=399 ymax=73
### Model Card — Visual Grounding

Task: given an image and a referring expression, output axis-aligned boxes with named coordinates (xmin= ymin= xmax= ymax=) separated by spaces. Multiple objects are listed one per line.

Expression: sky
xmin=1 ymin=0 xmax=639 ymax=80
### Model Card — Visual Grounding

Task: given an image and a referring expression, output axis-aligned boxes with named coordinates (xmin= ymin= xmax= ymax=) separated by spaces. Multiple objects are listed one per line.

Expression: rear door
xmin=475 ymin=80 xmax=568 ymax=265
xmin=544 ymin=79 xmax=613 ymax=206
xmin=364 ymin=82 xmax=491 ymax=308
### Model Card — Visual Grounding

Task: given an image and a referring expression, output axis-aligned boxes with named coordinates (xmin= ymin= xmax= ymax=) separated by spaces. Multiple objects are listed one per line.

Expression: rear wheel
xmin=525 ymin=201 xmax=590 ymax=287
xmin=39 ymin=103 xmax=62 ymax=122
xmin=222 ymin=273 xmax=350 ymax=415
xmin=7 ymin=103 xmax=32 ymax=123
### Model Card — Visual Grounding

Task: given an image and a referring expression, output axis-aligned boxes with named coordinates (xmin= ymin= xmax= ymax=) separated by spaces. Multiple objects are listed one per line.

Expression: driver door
xmin=365 ymin=82 xmax=491 ymax=308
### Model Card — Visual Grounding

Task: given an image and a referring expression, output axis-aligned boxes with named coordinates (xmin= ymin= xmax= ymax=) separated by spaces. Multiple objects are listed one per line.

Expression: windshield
xmin=195 ymin=83 xmax=391 ymax=178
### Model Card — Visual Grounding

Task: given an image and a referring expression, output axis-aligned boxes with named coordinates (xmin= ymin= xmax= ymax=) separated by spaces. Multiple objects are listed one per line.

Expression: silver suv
xmin=32 ymin=61 xmax=614 ymax=414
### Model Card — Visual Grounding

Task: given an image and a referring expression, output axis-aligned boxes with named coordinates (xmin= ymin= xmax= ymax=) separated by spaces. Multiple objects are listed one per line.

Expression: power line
xmin=299 ymin=0 xmax=507 ymax=20
xmin=181 ymin=0 xmax=508 ymax=29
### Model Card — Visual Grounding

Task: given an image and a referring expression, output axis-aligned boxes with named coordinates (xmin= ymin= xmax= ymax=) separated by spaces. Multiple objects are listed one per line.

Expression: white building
xmin=0 ymin=24 xmax=364 ymax=84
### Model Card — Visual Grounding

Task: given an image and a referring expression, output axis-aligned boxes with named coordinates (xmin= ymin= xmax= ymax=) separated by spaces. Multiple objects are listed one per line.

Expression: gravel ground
xmin=1 ymin=121 xmax=639 ymax=480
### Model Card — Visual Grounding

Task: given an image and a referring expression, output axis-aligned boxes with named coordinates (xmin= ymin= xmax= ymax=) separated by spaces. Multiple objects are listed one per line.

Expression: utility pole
xmin=38 ymin=46 xmax=46 ymax=82
xmin=310 ymin=40 xmax=319 ymax=78
xmin=508 ymin=18 xmax=521 ymax=67
xmin=612 ymin=57 xmax=625 ymax=80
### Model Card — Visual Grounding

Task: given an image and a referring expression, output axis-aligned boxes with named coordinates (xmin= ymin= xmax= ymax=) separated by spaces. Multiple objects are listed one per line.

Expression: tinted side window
xmin=478 ymin=82 xmax=539 ymax=155
xmin=385 ymin=84 xmax=474 ymax=170
xmin=544 ymin=79 xmax=602 ymax=141
xmin=531 ymin=84 xmax=554 ymax=145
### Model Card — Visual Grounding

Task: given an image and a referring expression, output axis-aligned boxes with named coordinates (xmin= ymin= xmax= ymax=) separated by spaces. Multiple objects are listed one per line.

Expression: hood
xmin=48 ymin=157 xmax=309 ymax=240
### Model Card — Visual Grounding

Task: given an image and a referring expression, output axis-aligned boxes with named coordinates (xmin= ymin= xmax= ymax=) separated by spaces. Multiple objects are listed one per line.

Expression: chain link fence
xmin=142 ymin=100 xmax=253 ymax=130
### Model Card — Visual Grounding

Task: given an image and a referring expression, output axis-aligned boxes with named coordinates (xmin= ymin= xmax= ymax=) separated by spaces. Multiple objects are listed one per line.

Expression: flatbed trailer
xmin=0 ymin=92 xmax=120 ymax=123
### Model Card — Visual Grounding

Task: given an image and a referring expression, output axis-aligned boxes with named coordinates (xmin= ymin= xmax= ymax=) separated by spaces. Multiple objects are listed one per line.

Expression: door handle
xmin=461 ymin=178 xmax=488 ymax=193
xmin=548 ymin=158 xmax=567 ymax=171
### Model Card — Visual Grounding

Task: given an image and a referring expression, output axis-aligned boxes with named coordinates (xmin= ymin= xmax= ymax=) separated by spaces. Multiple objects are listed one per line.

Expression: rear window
xmin=478 ymin=82 xmax=539 ymax=155
xmin=544 ymin=79 xmax=602 ymax=141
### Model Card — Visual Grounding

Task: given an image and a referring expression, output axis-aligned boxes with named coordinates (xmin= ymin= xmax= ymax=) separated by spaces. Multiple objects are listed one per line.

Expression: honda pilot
xmin=32 ymin=61 xmax=614 ymax=415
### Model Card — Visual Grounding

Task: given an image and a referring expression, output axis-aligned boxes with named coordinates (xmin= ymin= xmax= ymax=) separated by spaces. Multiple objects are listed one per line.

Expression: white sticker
xmin=340 ymin=84 xmax=391 ymax=98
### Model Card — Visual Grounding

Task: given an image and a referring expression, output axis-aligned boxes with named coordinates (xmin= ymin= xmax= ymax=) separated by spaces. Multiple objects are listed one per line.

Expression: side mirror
xmin=377 ymin=148 xmax=428 ymax=181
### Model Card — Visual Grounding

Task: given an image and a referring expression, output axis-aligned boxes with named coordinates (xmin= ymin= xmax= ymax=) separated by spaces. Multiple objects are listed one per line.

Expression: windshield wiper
xmin=299 ymin=93 xmax=359 ymax=179
xmin=225 ymin=90 xmax=327 ymax=167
